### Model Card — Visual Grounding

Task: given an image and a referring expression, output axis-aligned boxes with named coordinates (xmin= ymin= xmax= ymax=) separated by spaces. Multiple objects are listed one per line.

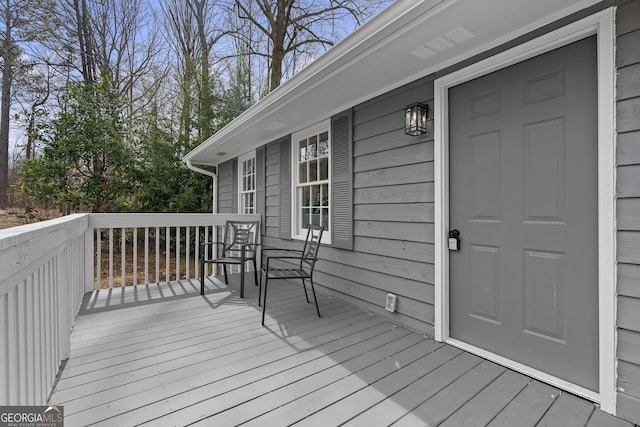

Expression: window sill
xmin=292 ymin=233 xmax=331 ymax=246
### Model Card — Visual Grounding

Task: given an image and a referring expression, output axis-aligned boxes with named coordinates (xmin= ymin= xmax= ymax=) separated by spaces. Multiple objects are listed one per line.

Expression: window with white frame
xmin=292 ymin=122 xmax=330 ymax=241
xmin=238 ymin=151 xmax=256 ymax=214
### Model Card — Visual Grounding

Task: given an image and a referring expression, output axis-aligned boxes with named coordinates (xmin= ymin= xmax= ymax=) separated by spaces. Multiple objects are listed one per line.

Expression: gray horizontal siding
xmin=217 ymin=160 xmax=235 ymax=213
xmin=260 ymin=76 xmax=436 ymax=335
xmin=344 ymin=76 xmax=435 ymax=331
xmin=616 ymin=1 xmax=640 ymax=423
xmin=617 ymin=131 xmax=640 ymax=166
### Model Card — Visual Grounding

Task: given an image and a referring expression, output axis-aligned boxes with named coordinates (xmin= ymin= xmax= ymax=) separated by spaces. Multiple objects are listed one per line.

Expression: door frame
xmin=434 ymin=8 xmax=616 ymax=412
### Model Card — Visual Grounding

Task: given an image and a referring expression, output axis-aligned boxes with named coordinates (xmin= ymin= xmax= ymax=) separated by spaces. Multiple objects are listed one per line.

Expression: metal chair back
xmin=300 ymin=226 xmax=323 ymax=273
xmin=222 ymin=220 xmax=260 ymax=258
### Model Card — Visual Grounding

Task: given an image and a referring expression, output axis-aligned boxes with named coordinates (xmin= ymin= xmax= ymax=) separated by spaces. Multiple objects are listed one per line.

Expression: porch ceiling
xmin=183 ymin=0 xmax=600 ymax=166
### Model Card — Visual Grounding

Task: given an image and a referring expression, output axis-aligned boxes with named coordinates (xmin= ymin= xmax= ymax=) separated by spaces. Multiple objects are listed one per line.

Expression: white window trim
xmin=238 ymin=150 xmax=256 ymax=214
xmin=434 ymin=8 xmax=616 ymax=413
xmin=291 ymin=120 xmax=332 ymax=244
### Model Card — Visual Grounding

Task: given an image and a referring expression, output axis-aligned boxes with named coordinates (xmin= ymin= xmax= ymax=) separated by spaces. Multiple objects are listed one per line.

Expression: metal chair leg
xmin=240 ymin=265 xmax=245 ymax=298
xmin=310 ymin=278 xmax=321 ymax=318
xmin=258 ymin=269 xmax=262 ymax=307
xmin=200 ymin=260 xmax=205 ymax=295
xmin=253 ymin=259 xmax=258 ymax=286
xmin=223 ymin=264 xmax=228 ymax=284
xmin=301 ymin=278 xmax=310 ymax=303
xmin=261 ymin=276 xmax=269 ymax=326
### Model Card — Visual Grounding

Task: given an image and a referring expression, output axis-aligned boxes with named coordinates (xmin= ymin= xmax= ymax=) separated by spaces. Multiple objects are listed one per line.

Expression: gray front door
xmin=449 ymin=36 xmax=599 ymax=391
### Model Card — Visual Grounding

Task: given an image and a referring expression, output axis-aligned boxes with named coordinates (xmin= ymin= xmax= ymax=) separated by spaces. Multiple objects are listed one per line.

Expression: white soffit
xmin=185 ymin=0 xmax=599 ymax=166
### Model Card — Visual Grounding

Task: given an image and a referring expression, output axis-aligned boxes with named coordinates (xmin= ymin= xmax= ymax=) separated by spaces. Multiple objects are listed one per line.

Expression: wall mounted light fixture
xmin=404 ymin=103 xmax=428 ymax=136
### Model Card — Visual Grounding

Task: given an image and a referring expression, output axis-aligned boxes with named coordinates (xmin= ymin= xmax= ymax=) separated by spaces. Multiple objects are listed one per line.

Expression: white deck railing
xmin=0 ymin=212 xmax=260 ymax=406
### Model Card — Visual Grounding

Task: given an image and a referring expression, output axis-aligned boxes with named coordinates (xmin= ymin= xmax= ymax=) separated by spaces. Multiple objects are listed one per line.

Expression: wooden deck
xmin=50 ymin=275 xmax=634 ymax=427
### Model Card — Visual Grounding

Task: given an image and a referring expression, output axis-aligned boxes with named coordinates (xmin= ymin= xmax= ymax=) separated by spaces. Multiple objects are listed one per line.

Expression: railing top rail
xmin=0 ymin=214 xmax=89 ymax=297
xmin=0 ymin=213 xmax=88 ymax=250
xmin=87 ymin=213 xmax=261 ymax=229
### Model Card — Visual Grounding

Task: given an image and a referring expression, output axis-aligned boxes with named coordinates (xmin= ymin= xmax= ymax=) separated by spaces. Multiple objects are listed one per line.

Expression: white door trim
xmin=434 ymin=8 xmax=616 ymax=413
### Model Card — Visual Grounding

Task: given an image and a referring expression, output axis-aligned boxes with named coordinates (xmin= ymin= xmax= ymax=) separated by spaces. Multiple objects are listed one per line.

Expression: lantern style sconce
xmin=404 ymin=103 xmax=429 ymax=136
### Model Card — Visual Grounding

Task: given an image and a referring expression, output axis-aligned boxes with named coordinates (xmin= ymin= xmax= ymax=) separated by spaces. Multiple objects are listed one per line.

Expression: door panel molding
xmin=434 ymin=8 xmax=615 ymax=412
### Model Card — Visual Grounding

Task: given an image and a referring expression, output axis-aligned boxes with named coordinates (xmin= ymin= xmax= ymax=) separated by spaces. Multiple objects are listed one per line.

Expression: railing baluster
xmin=43 ymin=261 xmax=51 ymax=392
xmin=51 ymin=259 xmax=60 ymax=387
xmin=133 ymin=228 xmax=138 ymax=286
xmin=17 ymin=282 xmax=26 ymax=403
xmin=186 ymin=227 xmax=190 ymax=279
xmin=37 ymin=269 xmax=44 ymax=402
xmin=109 ymin=228 xmax=114 ymax=289
xmin=195 ymin=227 xmax=200 ymax=279
xmin=213 ymin=226 xmax=218 ymax=275
xmin=165 ymin=226 xmax=170 ymax=283
xmin=96 ymin=228 xmax=101 ymax=289
xmin=26 ymin=274 xmax=35 ymax=404
xmin=155 ymin=227 xmax=160 ymax=284
xmin=144 ymin=228 xmax=149 ymax=285
xmin=6 ymin=288 xmax=17 ymax=404
xmin=121 ymin=227 xmax=126 ymax=287
xmin=204 ymin=226 xmax=209 ymax=278
xmin=176 ymin=227 xmax=181 ymax=281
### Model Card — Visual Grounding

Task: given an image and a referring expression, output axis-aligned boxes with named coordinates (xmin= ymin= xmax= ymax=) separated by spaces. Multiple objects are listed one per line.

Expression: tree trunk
xmin=193 ymin=0 xmax=213 ymax=141
xmin=0 ymin=0 xmax=14 ymax=208
xmin=270 ymin=45 xmax=285 ymax=91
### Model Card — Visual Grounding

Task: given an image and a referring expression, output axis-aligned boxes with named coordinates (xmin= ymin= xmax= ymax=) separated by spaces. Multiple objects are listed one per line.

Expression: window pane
xmin=311 ymin=208 xmax=321 ymax=227
xmin=251 ymin=174 xmax=255 ymax=191
xmin=311 ymin=185 xmax=320 ymax=206
xmin=299 ymin=140 xmax=307 ymax=161
xmin=308 ymin=137 xmax=317 ymax=159
xmin=321 ymin=184 xmax=329 ymax=206
xmin=309 ymin=159 xmax=318 ymax=182
xmin=243 ymin=161 xmax=247 ymax=175
xmin=251 ymin=158 xmax=255 ymax=173
xmin=319 ymin=158 xmax=328 ymax=181
xmin=302 ymin=208 xmax=310 ymax=228
xmin=302 ymin=186 xmax=310 ymax=206
xmin=299 ymin=163 xmax=307 ymax=183
xmin=319 ymin=132 xmax=329 ymax=156
xmin=322 ymin=208 xmax=329 ymax=230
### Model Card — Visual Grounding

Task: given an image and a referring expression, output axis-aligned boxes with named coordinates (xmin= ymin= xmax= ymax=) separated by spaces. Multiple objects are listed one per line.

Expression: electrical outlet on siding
xmin=385 ymin=293 xmax=397 ymax=312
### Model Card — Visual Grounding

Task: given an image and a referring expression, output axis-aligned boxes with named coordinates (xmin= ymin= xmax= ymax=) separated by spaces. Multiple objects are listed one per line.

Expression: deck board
xmin=537 ymin=392 xmax=595 ymax=427
xmin=392 ymin=361 xmax=506 ymax=426
xmin=48 ymin=275 xmax=635 ymax=427
xmin=59 ymin=298 xmax=347 ymax=389
xmin=62 ymin=305 xmax=367 ymax=418
xmin=235 ymin=338 xmax=439 ymax=427
xmin=343 ymin=351 xmax=482 ymax=427
xmin=296 ymin=344 xmax=461 ymax=426
xmin=487 ymin=380 xmax=559 ymax=426
xmin=586 ymin=410 xmax=636 ymax=427
xmin=440 ymin=370 xmax=530 ymax=427
xmin=87 ymin=312 xmax=385 ymax=425
xmin=130 ymin=324 xmax=409 ymax=426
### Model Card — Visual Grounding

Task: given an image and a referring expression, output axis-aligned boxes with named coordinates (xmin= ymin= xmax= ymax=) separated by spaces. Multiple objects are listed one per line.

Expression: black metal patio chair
xmin=260 ymin=226 xmax=324 ymax=326
xmin=200 ymin=220 xmax=260 ymax=298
